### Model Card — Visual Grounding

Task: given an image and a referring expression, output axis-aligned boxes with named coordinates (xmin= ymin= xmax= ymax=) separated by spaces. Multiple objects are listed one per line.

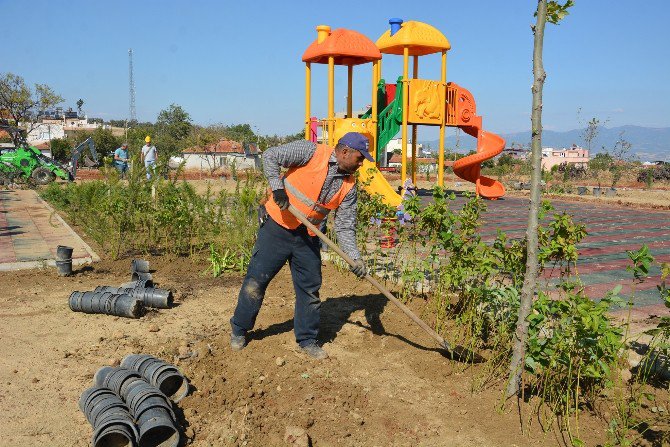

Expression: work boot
xmin=300 ymin=342 xmax=328 ymax=360
xmin=230 ymin=334 xmax=247 ymax=351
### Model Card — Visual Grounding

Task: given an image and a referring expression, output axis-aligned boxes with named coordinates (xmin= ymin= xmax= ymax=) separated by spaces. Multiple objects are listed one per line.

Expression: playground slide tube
xmin=452 ymin=127 xmax=506 ymax=199
xmin=358 ymin=160 xmax=403 ymax=207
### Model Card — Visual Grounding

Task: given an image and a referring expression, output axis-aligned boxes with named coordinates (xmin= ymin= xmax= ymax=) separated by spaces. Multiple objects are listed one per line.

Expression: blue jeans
xmin=145 ymin=160 xmax=156 ymax=180
xmin=230 ymin=217 xmax=322 ymax=347
xmin=115 ymin=162 xmax=128 ymax=177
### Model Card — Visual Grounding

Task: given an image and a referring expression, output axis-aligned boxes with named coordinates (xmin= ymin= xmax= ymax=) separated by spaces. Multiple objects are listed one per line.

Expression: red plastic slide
xmin=453 ymin=126 xmax=506 ymax=199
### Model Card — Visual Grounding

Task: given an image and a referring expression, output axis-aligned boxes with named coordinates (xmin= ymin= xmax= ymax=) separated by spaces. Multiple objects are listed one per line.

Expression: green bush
xmin=40 ymin=169 xmax=263 ymax=261
xmin=526 ymin=287 xmax=624 ymax=412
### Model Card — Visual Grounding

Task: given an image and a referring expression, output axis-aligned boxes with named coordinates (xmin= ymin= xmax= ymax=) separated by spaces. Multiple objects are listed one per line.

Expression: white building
xmin=27 ymin=123 xmax=65 ymax=144
xmin=385 ymin=138 xmax=423 ymax=156
xmin=181 ymin=140 xmax=260 ymax=171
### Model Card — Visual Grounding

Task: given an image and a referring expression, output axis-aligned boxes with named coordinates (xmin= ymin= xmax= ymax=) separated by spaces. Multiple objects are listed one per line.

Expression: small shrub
xmin=637 ymin=163 xmax=670 ymax=184
xmin=526 ymin=286 xmax=624 ymax=414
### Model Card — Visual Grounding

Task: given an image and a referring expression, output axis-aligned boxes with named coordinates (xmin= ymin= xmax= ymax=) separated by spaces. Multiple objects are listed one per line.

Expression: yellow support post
xmin=347 ymin=65 xmax=353 ymax=118
xmin=372 ymin=60 xmax=379 ymax=162
xmin=411 ymin=55 xmax=418 ymax=185
xmin=328 ymin=56 xmax=335 ymax=146
xmin=305 ymin=63 xmax=311 ymax=140
xmin=438 ymin=50 xmax=447 ymax=187
xmin=401 ymin=47 xmax=409 ymax=185
xmin=378 ymin=58 xmax=382 ymax=84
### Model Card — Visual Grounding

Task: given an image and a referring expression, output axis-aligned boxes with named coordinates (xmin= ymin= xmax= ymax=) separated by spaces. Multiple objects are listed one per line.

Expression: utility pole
xmin=129 ymin=49 xmax=136 ymax=124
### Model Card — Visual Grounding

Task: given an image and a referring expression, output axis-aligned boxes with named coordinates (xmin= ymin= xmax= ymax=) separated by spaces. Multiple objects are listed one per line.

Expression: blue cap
xmin=338 ymin=132 xmax=374 ymax=162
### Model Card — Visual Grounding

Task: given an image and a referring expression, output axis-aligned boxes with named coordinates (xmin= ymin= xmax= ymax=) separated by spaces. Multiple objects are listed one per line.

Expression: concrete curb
xmin=37 ymin=193 xmax=101 ymax=262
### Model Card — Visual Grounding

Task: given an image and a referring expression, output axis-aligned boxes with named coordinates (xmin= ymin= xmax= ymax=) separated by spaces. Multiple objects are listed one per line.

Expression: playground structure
xmin=302 ymin=19 xmax=506 ymax=205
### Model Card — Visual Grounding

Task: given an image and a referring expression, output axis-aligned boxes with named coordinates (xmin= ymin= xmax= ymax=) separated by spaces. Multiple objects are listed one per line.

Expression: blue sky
xmin=3 ymin=0 xmax=669 ymax=138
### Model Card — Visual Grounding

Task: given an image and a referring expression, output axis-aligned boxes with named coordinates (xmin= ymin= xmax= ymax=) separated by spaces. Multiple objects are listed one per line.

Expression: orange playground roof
xmin=376 ymin=21 xmax=451 ymax=56
xmin=302 ymin=28 xmax=382 ymax=65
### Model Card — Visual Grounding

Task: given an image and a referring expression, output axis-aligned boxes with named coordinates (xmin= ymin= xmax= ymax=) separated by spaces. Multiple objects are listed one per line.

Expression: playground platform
xmin=0 ymin=189 xmax=99 ymax=271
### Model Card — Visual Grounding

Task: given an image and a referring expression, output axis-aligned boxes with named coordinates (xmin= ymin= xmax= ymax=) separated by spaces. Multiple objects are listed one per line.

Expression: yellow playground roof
xmin=376 ymin=21 xmax=451 ymax=56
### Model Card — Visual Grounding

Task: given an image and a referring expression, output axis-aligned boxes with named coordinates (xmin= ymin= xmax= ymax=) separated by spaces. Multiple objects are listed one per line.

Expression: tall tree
xmin=0 ymin=72 xmax=63 ymax=139
xmin=76 ymin=98 xmax=84 ymax=116
xmin=506 ymin=0 xmax=574 ymax=398
xmin=156 ymin=104 xmax=192 ymax=141
xmin=155 ymin=104 xmax=193 ymax=158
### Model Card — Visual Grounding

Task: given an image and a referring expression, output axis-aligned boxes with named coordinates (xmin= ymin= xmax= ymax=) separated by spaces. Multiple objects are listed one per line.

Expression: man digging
xmin=229 ymin=132 xmax=372 ymax=359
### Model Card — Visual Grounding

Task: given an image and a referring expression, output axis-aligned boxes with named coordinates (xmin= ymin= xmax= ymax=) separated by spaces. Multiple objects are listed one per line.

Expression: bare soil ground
xmin=0 ymin=256 xmax=610 ymax=447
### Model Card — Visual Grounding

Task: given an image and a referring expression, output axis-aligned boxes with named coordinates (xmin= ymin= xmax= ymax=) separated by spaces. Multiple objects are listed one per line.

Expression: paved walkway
xmin=0 ymin=189 xmax=99 ymax=271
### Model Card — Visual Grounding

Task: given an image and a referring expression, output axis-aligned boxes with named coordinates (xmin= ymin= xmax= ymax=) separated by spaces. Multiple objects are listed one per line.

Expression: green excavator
xmin=0 ymin=123 xmax=98 ymax=185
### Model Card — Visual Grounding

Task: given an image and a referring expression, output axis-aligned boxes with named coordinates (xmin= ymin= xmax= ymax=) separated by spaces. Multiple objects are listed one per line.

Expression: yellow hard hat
xmin=145 ymin=136 xmax=151 ymax=143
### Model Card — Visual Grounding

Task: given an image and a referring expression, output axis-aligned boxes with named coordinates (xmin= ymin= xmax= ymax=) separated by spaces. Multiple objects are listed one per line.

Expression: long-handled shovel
xmin=288 ymin=204 xmax=453 ymax=354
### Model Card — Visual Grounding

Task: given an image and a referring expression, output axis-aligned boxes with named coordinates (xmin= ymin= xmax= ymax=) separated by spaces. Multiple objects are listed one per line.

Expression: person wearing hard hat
xmin=141 ymin=136 xmax=157 ymax=180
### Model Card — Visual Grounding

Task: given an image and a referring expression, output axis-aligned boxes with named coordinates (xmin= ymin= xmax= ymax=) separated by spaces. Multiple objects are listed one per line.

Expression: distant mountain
xmin=421 ymin=125 xmax=670 ymax=161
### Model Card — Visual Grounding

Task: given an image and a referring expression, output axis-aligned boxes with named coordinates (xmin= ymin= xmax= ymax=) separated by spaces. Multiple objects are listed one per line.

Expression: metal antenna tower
xmin=128 ymin=48 xmax=136 ymax=122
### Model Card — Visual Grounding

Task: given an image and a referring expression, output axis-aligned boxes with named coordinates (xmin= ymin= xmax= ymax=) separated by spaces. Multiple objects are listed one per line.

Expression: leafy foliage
xmin=545 ymin=0 xmax=575 ymax=24
xmin=644 ymin=262 xmax=670 ymax=380
xmin=356 ymin=184 xmax=630 ymax=431
xmin=637 ymin=163 xmax=670 ymax=183
xmin=0 ymin=72 xmax=63 ymax=135
xmin=154 ymin=104 xmax=193 ymax=159
xmin=526 ymin=287 xmax=624 ymax=412
xmin=626 ymin=244 xmax=654 ymax=283
xmin=40 ymin=167 xmax=263 ymax=261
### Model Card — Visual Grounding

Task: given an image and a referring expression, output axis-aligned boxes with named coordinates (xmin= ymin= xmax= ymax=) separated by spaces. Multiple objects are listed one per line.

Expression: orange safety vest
xmin=265 ymin=144 xmax=355 ymax=236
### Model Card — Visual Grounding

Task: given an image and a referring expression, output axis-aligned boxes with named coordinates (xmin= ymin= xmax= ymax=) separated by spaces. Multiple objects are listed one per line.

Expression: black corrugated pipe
xmin=131 ymin=259 xmax=153 ymax=281
xmin=79 ymin=386 xmax=138 ymax=447
xmin=121 ymin=354 xmax=189 ymax=402
xmin=93 ymin=285 xmax=173 ymax=309
xmin=69 ymin=291 xmax=145 ymax=318
xmin=56 ymin=245 xmax=73 ymax=277
xmin=121 ymin=279 xmax=154 ymax=289
xmin=56 ymin=245 xmax=74 ymax=260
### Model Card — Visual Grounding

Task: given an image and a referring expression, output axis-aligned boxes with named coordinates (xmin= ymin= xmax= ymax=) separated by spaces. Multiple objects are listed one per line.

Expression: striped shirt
xmin=263 ymin=139 xmax=360 ymax=260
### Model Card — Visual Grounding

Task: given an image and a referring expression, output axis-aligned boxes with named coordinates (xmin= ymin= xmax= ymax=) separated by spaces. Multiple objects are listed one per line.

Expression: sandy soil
xmin=0 ymin=256 xmax=612 ymax=447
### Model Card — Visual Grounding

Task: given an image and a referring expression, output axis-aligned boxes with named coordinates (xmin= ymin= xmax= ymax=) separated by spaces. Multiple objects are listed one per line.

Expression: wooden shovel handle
xmin=287 ymin=204 xmax=451 ymax=351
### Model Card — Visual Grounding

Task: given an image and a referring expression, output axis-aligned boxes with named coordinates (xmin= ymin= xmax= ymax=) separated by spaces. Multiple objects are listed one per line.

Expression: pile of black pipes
xmin=68 ymin=259 xmax=174 ymax=318
xmin=69 ymin=291 xmax=145 ymax=318
xmin=56 ymin=245 xmax=73 ymax=277
xmin=80 ymin=358 xmax=189 ymax=447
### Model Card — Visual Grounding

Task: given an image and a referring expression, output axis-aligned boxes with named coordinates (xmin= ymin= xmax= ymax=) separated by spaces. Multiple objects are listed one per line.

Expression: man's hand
xmin=350 ymin=259 xmax=367 ymax=278
xmin=273 ymin=189 xmax=290 ymax=210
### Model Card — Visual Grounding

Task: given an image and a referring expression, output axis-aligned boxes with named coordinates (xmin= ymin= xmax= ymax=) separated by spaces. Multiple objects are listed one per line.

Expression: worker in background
xmin=141 ymin=136 xmax=157 ymax=180
xmin=229 ymin=132 xmax=372 ymax=360
xmin=113 ymin=143 xmax=130 ymax=179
